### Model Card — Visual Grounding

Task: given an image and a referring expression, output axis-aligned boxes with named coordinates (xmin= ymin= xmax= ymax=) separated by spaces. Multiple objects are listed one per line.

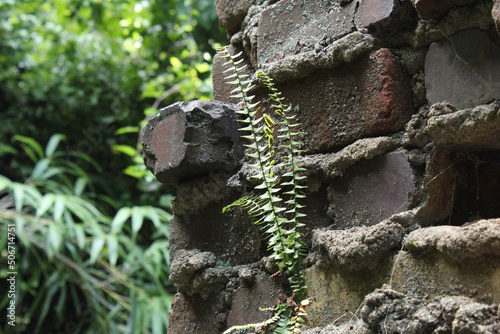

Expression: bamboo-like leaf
xmin=90 ymin=235 xmax=105 ymax=263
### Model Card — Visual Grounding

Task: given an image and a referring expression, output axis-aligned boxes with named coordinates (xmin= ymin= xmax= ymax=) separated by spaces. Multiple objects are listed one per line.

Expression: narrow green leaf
xmin=45 ymin=134 xmax=66 ymax=157
xmin=107 ymin=235 xmax=119 ymax=266
xmin=131 ymin=206 xmax=145 ymax=233
xmin=90 ymin=236 xmax=105 ymax=263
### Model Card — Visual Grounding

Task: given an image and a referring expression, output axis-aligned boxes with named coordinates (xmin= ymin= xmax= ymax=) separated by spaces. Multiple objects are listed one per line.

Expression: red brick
xmin=425 ymin=29 xmax=500 ymax=109
xmin=142 ymin=101 xmax=244 ymax=184
xmin=259 ymin=48 xmax=414 ymax=153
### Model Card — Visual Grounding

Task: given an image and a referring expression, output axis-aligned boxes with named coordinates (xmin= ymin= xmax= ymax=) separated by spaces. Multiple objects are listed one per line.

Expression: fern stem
xmin=219 ymin=47 xmax=289 ymax=272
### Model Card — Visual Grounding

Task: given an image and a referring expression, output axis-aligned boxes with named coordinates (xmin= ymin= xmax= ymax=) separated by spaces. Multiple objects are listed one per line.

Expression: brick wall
xmin=143 ymin=0 xmax=500 ymax=332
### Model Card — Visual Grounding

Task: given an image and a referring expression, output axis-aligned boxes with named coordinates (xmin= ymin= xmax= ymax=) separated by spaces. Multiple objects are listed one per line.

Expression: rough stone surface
xmin=226 ymin=274 xmax=281 ymax=328
xmin=425 ymin=29 xmax=500 ymax=109
xmin=390 ymin=249 xmax=500 ymax=304
xmin=361 ymin=287 xmax=500 ymax=334
xmin=168 ymin=292 xmax=230 ymax=334
xmin=257 ymin=0 xmax=357 ymax=66
xmin=142 ymin=100 xmax=244 ymax=184
xmin=404 ymin=219 xmax=500 ymax=262
xmin=354 ymin=0 xmax=417 ymax=32
xmin=494 ymin=0 xmax=500 ymax=35
xmin=257 ymin=0 xmax=416 ymax=67
xmin=311 ymin=221 xmax=405 ymax=271
xmin=213 ymin=45 xmax=254 ymax=104
xmin=411 ymin=0 xmax=493 ymax=48
xmin=257 ymin=31 xmax=375 ymax=84
xmin=327 ymin=149 xmax=419 ymax=227
xmin=413 ymin=0 xmax=479 ymax=19
xmin=424 ymin=102 xmax=500 ymax=150
xmin=169 ymin=200 xmax=263 ymax=266
xmin=169 ymin=249 xmax=220 ymax=296
xmin=298 ymin=135 xmax=401 ymax=179
xmin=259 ymin=48 xmax=413 ymax=153
xmin=216 ymin=0 xmax=254 ymax=34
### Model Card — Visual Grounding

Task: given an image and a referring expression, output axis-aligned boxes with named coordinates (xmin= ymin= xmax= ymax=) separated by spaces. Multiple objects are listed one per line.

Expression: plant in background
xmin=0 ymin=135 xmax=172 ymax=333
xmin=218 ymin=47 xmax=311 ymax=334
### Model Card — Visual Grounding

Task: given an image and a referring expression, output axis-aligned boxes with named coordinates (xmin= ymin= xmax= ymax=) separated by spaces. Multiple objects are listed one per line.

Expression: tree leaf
xmin=90 ymin=236 xmax=105 ymax=263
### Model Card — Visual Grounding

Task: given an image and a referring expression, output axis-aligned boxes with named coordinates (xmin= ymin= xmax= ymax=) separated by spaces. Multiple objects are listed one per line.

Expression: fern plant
xmin=218 ymin=47 xmax=310 ymax=333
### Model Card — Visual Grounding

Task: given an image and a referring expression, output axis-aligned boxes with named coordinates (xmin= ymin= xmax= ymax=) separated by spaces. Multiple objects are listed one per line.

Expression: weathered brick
xmin=257 ymin=0 xmax=416 ymax=66
xmin=425 ymin=29 xmax=500 ymax=109
xmin=142 ymin=100 xmax=244 ymax=185
xmin=493 ymin=0 xmax=500 ymax=35
xmin=168 ymin=293 xmax=229 ymax=334
xmin=216 ymin=0 xmax=254 ymax=34
xmin=226 ymin=275 xmax=281 ymax=329
xmin=169 ymin=201 xmax=263 ymax=266
xmin=354 ymin=0 xmax=417 ymax=33
xmin=257 ymin=0 xmax=357 ymax=65
xmin=328 ymin=149 xmax=418 ymax=228
xmin=212 ymin=45 xmax=253 ymax=104
xmin=259 ymin=48 xmax=414 ymax=153
xmin=413 ymin=0 xmax=479 ymax=19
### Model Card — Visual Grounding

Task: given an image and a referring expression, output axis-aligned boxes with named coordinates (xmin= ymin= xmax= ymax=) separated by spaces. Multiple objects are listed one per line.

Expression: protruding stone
xmin=327 ymin=149 xmax=418 ymax=227
xmin=425 ymin=29 xmax=500 ymax=109
xmin=312 ymin=221 xmax=405 ymax=271
xmin=361 ymin=287 xmax=500 ymax=333
xmin=404 ymin=219 xmax=500 ymax=262
xmin=142 ymin=100 xmax=244 ymax=185
xmin=413 ymin=0 xmax=479 ymax=19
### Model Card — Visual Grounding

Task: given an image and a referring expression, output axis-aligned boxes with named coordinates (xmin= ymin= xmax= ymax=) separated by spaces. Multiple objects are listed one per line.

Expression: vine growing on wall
xmin=218 ymin=47 xmax=311 ymax=334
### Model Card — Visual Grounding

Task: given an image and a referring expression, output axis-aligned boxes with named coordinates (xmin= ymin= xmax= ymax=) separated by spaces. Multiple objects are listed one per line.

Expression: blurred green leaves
xmin=0 ymin=0 xmax=227 ymax=332
xmin=0 ymin=135 xmax=172 ymax=333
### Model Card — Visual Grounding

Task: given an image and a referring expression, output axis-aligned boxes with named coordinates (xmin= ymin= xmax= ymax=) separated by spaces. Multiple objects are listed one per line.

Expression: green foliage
xmin=0 ymin=0 xmax=227 ymax=207
xmin=218 ymin=47 xmax=310 ymax=333
xmin=0 ymin=135 xmax=172 ymax=333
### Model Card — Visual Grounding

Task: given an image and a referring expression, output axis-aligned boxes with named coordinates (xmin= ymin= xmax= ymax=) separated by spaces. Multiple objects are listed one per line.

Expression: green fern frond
xmin=218 ymin=47 xmax=311 ymax=333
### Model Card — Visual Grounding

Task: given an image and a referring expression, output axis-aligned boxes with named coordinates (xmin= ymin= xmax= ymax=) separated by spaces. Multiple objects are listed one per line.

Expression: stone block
xmin=142 ymin=100 xmax=244 ymax=185
xmin=257 ymin=0 xmax=357 ymax=65
xmin=413 ymin=0 xmax=479 ymax=19
xmin=361 ymin=287 xmax=500 ymax=333
xmin=257 ymin=0 xmax=416 ymax=66
xmin=216 ymin=0 xmax=254 ymax=34
xmin=212 ymin=45 xmax=253 ymax=104
xmin=168 ymin=293 xmax=229 ymax=334
xmin=327 ymin=149 xmax=418 ymax=228
xmin=425 ymin=29 xmax=500 ymax=109
xmin=169 ymin=200 xmax=263 ymax=266
xmin=259 ymin=48 xmax=413 ymax=153
xmin=226 ymin=275 xmax=281 ymax=329
xmin=312 ymin=221 xmax=405 ymax=271
xmin=354 ymin=0 xmax=417 ymax=33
